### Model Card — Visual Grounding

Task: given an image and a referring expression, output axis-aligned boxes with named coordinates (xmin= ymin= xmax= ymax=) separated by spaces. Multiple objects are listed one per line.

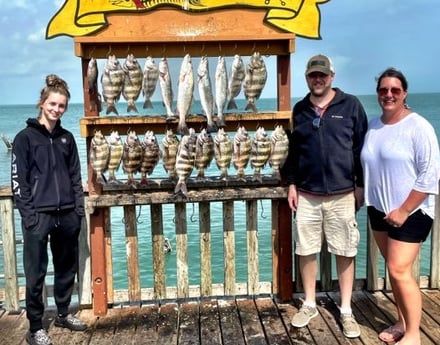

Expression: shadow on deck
xmin=1 ymin=290 xmax=440 ymax=345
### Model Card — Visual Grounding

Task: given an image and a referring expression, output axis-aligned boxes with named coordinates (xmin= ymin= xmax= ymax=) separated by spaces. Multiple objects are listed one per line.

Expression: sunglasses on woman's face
xmin=377 ymin=87 xmax=403 ymax=97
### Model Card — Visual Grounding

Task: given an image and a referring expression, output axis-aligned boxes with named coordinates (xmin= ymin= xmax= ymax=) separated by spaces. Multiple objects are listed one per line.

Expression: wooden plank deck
xmin=1 ymin=290 xmax=439 ymax=345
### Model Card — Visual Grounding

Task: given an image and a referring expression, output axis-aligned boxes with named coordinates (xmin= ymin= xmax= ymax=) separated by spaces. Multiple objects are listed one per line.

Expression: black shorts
xmin=367 ymin=206 xmax=432 ymax=243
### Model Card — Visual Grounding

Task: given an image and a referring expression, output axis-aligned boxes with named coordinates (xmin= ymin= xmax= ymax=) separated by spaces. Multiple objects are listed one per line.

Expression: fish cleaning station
xmin=1 ymin=1 xmax=440 ymax=344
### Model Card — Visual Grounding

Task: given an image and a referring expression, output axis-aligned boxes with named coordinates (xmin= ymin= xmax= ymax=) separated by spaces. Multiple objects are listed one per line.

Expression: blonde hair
xmin=37 ymin=74 xmax=71 ymax=115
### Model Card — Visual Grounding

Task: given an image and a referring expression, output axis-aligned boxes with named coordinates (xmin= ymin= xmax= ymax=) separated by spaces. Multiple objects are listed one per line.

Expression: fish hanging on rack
xmin=227 ymin=54 xmax=245 ymax=110
xmin=233 ymin=125 xmax=252 ymax=181
xmin=269 ymin=125 xmax=289 ymax=180
xmin=250 ymin=126 xmax=271 ymax=182
xmin=90 ymin=130 xmax=110 ymax=185
xmin=161 ymin=129 xmax=180 ymax=181
xmin=176 ymin=54 xmax=194 ymax=135
xmin=122 ymin=130 xmax=143 ymax=188
xmin=142 ymin=56 xmax=159 ymax=109
xmin=107 ymin=130 xmax=124 ymax=184
xmin=244 ymin=52 xmax=267 ymax=113
xmin=158 ymin=57 xmax=175 ymax=119
xmin=215 ymin=56 xmax=228 ymax=127
xmin=101 ymin=54 xmax=124 ymax=115
xmin=197 ymin=56 xmax=217 ymax=133
xmin=140 ymin=130 xmax=161 ymax=186
xmin=175 ymin=128 xmax=197 ymax=196
xmin=214 ymin=128 xmax=233 ymax=181
xmin=122 ymin=53 xmax=143 ymax=113
xmin=86 ymin=57 xmax=100 ymax=112
xmin=195 ymin=128 xmax=214 ymax=180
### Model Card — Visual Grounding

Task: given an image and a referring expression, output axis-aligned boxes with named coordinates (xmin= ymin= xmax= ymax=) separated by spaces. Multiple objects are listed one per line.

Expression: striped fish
xmin=140 ymin=130 xmax=161 ymax=186
xmin=195 ymin=128 xmax=214 ymax=180
xmin=227 ymin=54 xmax=245 ymax=110
xmin=175 ymin=128 xmax=197 ymax=196
xmin=122 ymin=54 xmax=143 ymax=113
xmin=101 ymin=55 xmax=124 ymax=115
xmin=233 ymin=125 xmax=252 ymax=180
xmin=162 ymin=129 xmax=180 ymax=181
xmin=107 ymin=130 xmax=123 ymax=184
xmin=142 ymin=56 xmax=159 ymax=109
xmin=244 ymin=52 xmax=267 ymax=112
xmin=250 ymin=126 xmax=271 ymax=182
xmin=122 ymin=130 xmax=143 ymax=188
xmin=269 ymin=125 xmax=289 ymax=180
xmin=90 ymin=130 xmax=110 ymax=185
xmin=214 ymin=128 xmax=233 ymax=180
xmin=215 ymin=56 xmax=228 ymax=127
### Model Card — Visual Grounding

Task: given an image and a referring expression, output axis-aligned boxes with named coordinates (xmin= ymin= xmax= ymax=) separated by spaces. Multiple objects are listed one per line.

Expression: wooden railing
xmin=1 ymin=184 xmax=440 ymax=313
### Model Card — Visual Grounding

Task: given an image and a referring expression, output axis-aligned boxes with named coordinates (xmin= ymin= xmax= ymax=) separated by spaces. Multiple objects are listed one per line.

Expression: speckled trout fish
xmin=197 ymin=56 xmax=216 ymax=133
xmin=215 ymin=56 xmax=228 ymax=127
xmin=176 ymin=54 xmax=194 ymax=135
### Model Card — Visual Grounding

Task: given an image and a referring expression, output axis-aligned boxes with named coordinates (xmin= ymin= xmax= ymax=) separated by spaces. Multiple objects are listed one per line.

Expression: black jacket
xmin=283 ymin=88 xmax=368 ymax=195
xmin=11 ymin=118 xmax=84 ymax=228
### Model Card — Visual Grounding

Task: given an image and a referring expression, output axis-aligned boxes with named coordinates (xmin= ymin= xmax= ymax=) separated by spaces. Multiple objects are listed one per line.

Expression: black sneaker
xmin=26 ymin=329 xmax=53 ymax=345
xmin=54 ymin=314 xmax=87 ymax=331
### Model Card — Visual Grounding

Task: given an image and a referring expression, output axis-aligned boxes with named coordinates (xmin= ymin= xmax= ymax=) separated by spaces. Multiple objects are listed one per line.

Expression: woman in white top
xmin=361 ymin=67 xmax=440 ymax=345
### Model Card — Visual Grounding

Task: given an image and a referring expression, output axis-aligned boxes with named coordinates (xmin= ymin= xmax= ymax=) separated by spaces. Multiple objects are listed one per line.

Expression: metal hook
xmin=88 ymin=46 xmax=96 ymax=59
xmin=136 ymin=205 xmax=143 ymax=224
xmin=259 ymin=200 xmax=267 ymax=219
xmin=190 ymin=203 xmax=197 ymax=222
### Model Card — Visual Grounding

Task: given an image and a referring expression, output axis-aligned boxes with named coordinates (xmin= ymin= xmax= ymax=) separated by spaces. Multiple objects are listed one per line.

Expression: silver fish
xmin=90 ymin=130 xmax=110 ymax=185
xmin=140 ymin=130 xmax=161 ymax=186
xmin=195 ymin=128 xmax=214 ymax=179
xmin=101 ymin=55 xmax=124 ymax=115
xmin=233 ymin=125 xmax=252 ymax=180
xmin=142 ymin=56 xmax=159 ymax=109
xmin=269 ymin=125 xmax=289 ymax=180
xmin=215 ymin=56 xmax=228 ymax=127
xmin=197 ymin=56 xmax=217 ymax=133
xmin=176 ymin=54 xmax=194 ymax=135
xmin=175 ymin=128 xmax=197 ymax=196
xmin=123 ymin=130 xmax=143 ymax=187
xmin=158 ymin=57 xmax=175 ymax=119
xmin=107 ymin=130 xmax=124 ymax=184
xmin=214 ymin=128 xmax=233 ymax=180
xmin=227 ymin=54 xmax=245 ymax=110
xmin=122 ymin=54 xmax=143 ymax=113
xmin=250 ymin=126 xmax=271 ymax=182
xmin=162 ymin=129 xmax=180 ymax=181
xmin=86 ymin=57 xmax=100 ymax=111
xmin=244 ymin=52 xmax=267 ymax=112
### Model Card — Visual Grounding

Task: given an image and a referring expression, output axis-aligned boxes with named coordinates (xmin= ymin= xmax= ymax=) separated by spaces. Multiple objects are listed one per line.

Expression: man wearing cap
xmin=283 ymin=54 xmax=368 ymax=338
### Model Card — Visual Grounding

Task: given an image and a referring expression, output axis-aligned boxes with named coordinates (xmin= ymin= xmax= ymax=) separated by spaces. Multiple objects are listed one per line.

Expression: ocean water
xmin=1 ymin=93 xmax=439 ymax=289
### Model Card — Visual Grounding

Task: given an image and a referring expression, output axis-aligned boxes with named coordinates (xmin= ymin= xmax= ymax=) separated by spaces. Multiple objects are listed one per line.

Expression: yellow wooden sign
xmin=46 ymin=0 xmax=329 ymax=39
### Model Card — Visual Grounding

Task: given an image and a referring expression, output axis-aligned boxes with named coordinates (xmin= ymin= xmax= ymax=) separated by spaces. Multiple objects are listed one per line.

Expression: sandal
xmin=378 ymin=325 xmax=404 ymax=343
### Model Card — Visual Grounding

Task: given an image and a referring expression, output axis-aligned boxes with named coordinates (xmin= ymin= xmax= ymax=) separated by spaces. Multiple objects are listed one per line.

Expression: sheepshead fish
xmin=244 ymin=52 xmax=267 ymax=112
xmin=176 ymin=54 xmax=194 ymax=135
xmin=250 ymin=127 xmax=271 ymax=182
xmin=122 ymin=54 xmax=143 ymax=113
xmin=227 ymin=55 xmax=245 ymax=110
xmin=162 ymin=129 xmax=180 ymax=180
xmin=233 ymin=126 xmax=252 ymax=180
xmin=175 ymin=128 xmax=197 ymax=196
xmin=107 ymin=130 xmax=124 ymax=184
xmin=101 ymin=55 xmax=124 ymax=115
xmin=197 ymin=56 xmax=216 ymax=133
xmin=158 ymin=57 xmax=175 ymax=119
xmin=140 ymin=130 xmax=161 ymax=186
xmin=214 ymin=128 xmax=233 ymax=180
xmin=90 ymin=130 xmax=110 ymax=185
xmin=195 ymin=128 xmax=214 ymax=179
xmin=269 ymin=125 xmax=289 ymax=180
xmin=123 ymin=130 xmax=143 ymax=187
xmin=215 ymin=56 xmax=228 ymax=127
xmin=86 ymin=57 xmax=100 ymax=111
xmin=142 ymin=56 xmax=159 ymax=109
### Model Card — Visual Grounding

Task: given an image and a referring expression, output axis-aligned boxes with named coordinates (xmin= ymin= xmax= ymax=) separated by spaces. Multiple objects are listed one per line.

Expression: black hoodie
xmin=11 ymin=118 xmax=84 ymax=229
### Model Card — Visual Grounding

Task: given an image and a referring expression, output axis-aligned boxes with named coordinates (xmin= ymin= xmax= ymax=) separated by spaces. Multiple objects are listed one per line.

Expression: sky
xmin=0 ymin=0 xmax=439 ymax=105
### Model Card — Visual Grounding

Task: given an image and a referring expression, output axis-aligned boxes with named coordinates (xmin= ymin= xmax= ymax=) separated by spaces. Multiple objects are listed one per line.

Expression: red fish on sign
xmin=131 ymin=0 xmax=145 ymax=9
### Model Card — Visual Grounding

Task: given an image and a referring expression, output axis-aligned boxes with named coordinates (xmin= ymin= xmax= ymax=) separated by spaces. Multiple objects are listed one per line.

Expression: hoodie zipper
xmin=49 ymin=137 xmax=61 ymax=211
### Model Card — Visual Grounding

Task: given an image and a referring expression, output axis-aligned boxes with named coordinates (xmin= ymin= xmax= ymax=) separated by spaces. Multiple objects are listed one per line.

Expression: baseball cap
xmin=305 ymin=55 xmax=335 ymax=75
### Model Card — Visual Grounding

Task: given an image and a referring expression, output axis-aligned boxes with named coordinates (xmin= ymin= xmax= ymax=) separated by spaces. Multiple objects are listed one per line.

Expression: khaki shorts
xmin=294 ymin=192 xmax=359 ymax=257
